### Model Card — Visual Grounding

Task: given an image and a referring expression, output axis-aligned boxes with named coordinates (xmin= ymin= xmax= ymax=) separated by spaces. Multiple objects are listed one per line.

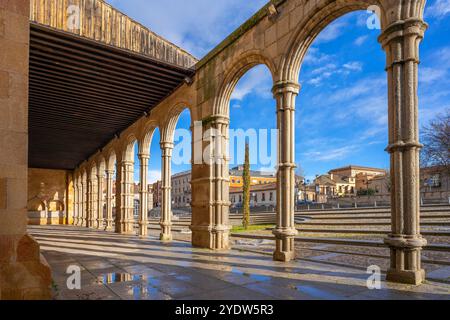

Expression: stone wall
xmin=27 ymin=168 xmax=73 ymax=225
xmin=0 ymin=0 xmax=51 ymax=299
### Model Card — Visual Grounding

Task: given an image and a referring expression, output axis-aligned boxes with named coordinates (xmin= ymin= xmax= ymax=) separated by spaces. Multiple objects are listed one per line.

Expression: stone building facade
xmin=230 ymin=182 xmax=277 ymax=208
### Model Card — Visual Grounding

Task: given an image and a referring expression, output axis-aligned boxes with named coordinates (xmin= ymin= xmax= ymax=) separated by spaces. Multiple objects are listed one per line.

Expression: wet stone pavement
xmin=29 ymin=226 xmax=450 ymax=300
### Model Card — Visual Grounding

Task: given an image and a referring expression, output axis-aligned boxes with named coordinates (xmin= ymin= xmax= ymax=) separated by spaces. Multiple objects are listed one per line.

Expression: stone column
xmin=379 ymin=15 xmax=428 ymax=285
xmin=96 ymin=171 xmax=104 ymax=229
xmin=139 ymin=154 xmax=150 ymax=237
xmin=272 ymin=81 xmax=300 ymax=262
xmin=117 ymin=159 xmax=135 ymax=234
xmin=87 ymin=174 xmax=96 ymax=228
xmin=77 ymin=180 xmax=83 ymax=226
xmin=105 ymin=169 xmax=114 ymax=231
xmin=82 ymin=176 xmax=88 ymax=227
xmin=0 ymin=1 xmax=51 ymax=298
xmin=160 ymin=142 xmax=174 ymax=241
xmin=73 ymin=179 xmax=79 ymax=225
xmin=191 ymin=117 xmax=231 ymax=250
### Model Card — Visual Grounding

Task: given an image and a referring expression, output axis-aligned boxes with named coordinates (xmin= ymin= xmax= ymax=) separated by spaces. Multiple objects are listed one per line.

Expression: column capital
xmin=379 ymin=18 xmax=428 ymax=47
xmin=272 ymin=80 xmax=301 ymax=96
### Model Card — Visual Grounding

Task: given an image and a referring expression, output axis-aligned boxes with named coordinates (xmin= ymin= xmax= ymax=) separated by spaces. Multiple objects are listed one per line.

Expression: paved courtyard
xmin=29 ymin=226 xmax=450 ymax=300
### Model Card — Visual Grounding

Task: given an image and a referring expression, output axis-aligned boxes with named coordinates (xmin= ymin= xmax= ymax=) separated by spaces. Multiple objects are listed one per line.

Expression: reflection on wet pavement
xmin=29 ymin=225 xmax=450 ymax=300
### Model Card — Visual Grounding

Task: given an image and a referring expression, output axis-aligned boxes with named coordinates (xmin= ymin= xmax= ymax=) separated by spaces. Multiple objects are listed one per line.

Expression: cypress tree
xmin=242 ymin=142 xmax=251 ymax=229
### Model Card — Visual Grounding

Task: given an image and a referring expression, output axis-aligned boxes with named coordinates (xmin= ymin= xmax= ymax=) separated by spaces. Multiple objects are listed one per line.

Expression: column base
xmin=0 ymin=234 xmax=52 ymax=300
xmin=273 ymin=250 xmax=295 ymax=262
xmin=191 ymin=225 xmax=230 ymax=250
xmin=138 ymin=224 xmax=148 ymax=237
xmin=273 ymin=228 xmax=297 ymax=262
xmin=386 ymin=268 xmax=426 ymax=285
xmin=160 ymin=233 xmax=172 ymax=241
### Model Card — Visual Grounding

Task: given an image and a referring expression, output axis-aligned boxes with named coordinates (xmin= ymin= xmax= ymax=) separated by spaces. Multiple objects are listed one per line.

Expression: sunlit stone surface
xmin=29 ymin=226 xmax=450 ymax=300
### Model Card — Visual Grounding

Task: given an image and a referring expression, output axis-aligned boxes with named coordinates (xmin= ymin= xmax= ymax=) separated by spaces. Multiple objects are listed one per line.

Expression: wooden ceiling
xmin=28 ymin=23 xmax=195 ymax=170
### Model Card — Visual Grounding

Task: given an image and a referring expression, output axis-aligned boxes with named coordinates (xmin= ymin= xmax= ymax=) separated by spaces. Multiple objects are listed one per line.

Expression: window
xmin=239 ymin=195 xmax=242 ymax=202
xmin=269 ymin=192 xmax=273 ymax=201
xmin=262 ymin=193 xmax=266 ymax=201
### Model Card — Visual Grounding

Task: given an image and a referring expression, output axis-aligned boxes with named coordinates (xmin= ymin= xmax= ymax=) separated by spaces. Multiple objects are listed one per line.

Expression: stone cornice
xmin=30 ymin=0 xmax=197 ymax=69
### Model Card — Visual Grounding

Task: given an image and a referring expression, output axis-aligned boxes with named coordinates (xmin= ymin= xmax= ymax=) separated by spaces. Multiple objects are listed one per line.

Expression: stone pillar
xmin=116 ymin=159 xmax=135 ymax=234
xmin=379 ymin=14 xmax=428 ymax=285
xmin=0 ymin=0 xmax=51 ymax=299
xmin=105 ymin=169 xmax=114 ymax=231
xmin=139 ymin=154 xmax=150 ymax=237
xmin=160 ymin=142 xmax=174 ymax=241
xmin=81 ymin=176 xmax=88 ymax=227
xmin=87 ymin=174 xmax=96 ymax=228
xmin=73 ymin=179 xmax=79 ymax=225
xmin=191 ymin=117 xmax=231 ymax=250
xmin=272 ymin=81 xmax=300 ymax=262
xmin=96 ymin=170 xmax=104 ymax=229
xmin=77 ymin=180 xmax=83 ymax=226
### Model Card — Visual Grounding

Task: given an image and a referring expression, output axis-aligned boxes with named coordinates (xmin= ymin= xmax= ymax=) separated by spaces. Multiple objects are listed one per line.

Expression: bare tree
xmin=421 ymin=109 xmax=450 ymax=173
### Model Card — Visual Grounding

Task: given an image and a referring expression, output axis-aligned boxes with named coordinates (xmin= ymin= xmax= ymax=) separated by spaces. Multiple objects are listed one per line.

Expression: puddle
xmin=97 ymin=273 xmax=147 ymax=284
xmin=231 ymin=268 xmax=271 ymax=282
xmin=295 ymin=285 xmax=341 ymax=299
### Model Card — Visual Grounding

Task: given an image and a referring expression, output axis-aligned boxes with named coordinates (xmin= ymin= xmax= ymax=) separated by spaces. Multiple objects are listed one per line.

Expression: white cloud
xmin=343 ymin=62 xmax=363 ymax=72
xmin=148 ymin=170 xmax=161 ymax=184
xmin=303 ymin=47 xmax=333 ymax=65
xmin=305 ymin=61 xmax=363 ymax=86
xmin=354 ymin=35 xmax=368 ymax=46
xmin=230 ymin=65 xmax=272 ymax=101
xmin=107 ymin=0 xmax=268 ymax=58
xmin=303 ymin=146 xmax=356 ymax=161
xmin=426 ymin=0 xmax=450 ymax=18
xmin=420 ymin=67 xmax=447 ymax=84
xmin=315 ymin=20 xmax=347 ymax=44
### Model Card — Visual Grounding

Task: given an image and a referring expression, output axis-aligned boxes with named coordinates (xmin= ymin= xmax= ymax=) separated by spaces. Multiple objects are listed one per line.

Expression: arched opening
xmin=225 ymin=62 xmax=276 ymax=248
xmin=144 ymin=127 xmax=161 ymax=233
xmin=292 ymin=10 xmax=390 ymax=268
xmin=170 ymin=108 xmax=192 ymax=238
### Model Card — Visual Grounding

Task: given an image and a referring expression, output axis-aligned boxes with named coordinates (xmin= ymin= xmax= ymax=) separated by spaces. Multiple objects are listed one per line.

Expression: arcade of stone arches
xmin=71 ymin=0 xmax=428 ymax=285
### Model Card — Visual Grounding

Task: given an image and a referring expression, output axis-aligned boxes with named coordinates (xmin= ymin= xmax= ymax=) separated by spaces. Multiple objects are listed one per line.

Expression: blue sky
xmin=110 ymin=0 xmax=450 ymax=183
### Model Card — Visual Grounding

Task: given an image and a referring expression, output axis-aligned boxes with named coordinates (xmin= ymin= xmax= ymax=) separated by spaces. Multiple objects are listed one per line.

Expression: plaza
xmin=29 ymin=226 xmax=450 ymax=300
xmin=0 ymin=0 xmax=449 ymax=300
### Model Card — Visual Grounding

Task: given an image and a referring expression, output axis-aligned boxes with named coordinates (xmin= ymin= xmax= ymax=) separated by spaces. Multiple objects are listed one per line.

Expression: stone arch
xmin=105 ymin=149 xmax=117 ymax=172
xmin=121 ymin=134 xmax=138 ymax=161
xmin=214 ymin=51 xmax=277 ymax=117
xmin=160 ymin=102 xmax=193 ymax=144
xmin=48 ymin=200 xmax=64 ymax=212
xmin=27 ymin=197 xmax=46 ymax=211
xmin=280 ymin=0 xmax=379 ymax=82
xmin=96 ymin=155 xmax=106 ymax=177
xmin=139 ymin=120 xmax=160 ymax=155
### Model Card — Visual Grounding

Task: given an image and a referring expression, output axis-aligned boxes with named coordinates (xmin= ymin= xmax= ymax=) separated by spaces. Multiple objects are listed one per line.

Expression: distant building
xmin=229 ymin=165 xmax=276 ymax=188
xmin=172 ymin=170 xmax=191 ymax=208
xmin=313 ymin=165 xmax=386 ymax=200
xmin=152 ymin=180 xmax=163 ymax=208
xmin=230 ymin=182 xmax=277 ymax=208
